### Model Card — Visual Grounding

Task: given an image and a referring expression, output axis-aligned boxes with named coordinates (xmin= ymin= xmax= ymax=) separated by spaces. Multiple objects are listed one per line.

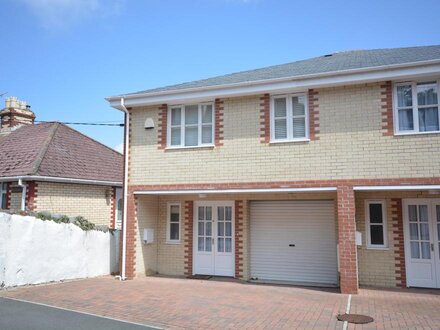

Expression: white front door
xmin=193 ymin=201 xmax=235 ymax=276
xmin=404 ymin=199 xmax=440 ymax=288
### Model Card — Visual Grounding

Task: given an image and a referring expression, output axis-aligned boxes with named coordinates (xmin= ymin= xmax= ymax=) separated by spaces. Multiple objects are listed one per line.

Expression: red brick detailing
xmin=392 ymin=198 xmax=407 ymax=287
xmin=26 ymin=181 xmax=38 ymax=212
xmin=123 ymin=192 xmax=137 ymax=279
xmin=184 ymin=201 xmax=194 ymax=276
xmin=234 ymin=200 xmax=244 ymax=278
xmin=128 ymin=177 xmax=440 ymax=194
xmin=308 ymin=89 xmax=320 ymax=141
xmin=337 ymin=185 xmax=358 ymax=294
xmin=214 ymin=99 xmax=224 ymax=147
xmin=259 ymin=94 xmax=270 ymax=144
xmin=157 ymin=104 xmax=168 ymax=149
xmin=110 ymin=187 xmax=116 ymax=229
xmin=5 ymin=183 xmax=11 ymax=209
xmin=381 ymin=81 xmax=394 ymax=136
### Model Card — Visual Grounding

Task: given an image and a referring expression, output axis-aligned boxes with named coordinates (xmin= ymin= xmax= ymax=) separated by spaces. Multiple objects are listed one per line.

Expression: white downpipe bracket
xmin=120 ymin=97 xmax=129 ymax=281
xmin=18 ymin=178 xmax=27 ymax=211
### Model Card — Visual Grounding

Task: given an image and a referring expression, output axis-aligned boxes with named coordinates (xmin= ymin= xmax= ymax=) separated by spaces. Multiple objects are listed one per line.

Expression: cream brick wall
xmin=128 ymin=82 xmax=440 ymax=186
xmin=356 ymin=190 xmax=440 ymax=287
xmin=135 ymin=192 xmax=336 ymax=280
xmin=36 ymin=182 xmax=113 ymax=226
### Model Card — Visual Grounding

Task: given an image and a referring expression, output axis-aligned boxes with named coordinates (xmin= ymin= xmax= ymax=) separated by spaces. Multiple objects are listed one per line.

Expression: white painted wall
xmin=0 ymin=212 xmax=120 ymax=288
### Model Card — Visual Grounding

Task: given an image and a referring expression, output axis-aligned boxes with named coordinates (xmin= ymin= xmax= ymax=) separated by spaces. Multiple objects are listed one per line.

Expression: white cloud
xmin=114 ymin=143 xmax=124 ymax=154
xmin=19 ymin=0 xmax=122 ymax=28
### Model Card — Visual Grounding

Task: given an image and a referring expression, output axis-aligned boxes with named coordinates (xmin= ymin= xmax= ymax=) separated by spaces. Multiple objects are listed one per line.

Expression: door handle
xmin=289 ymin=244 xmax=295 ymax=247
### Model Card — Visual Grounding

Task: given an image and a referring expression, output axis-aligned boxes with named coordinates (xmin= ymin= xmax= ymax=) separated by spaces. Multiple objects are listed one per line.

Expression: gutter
xmin=0 ymin=176 xmax=122 ymax=187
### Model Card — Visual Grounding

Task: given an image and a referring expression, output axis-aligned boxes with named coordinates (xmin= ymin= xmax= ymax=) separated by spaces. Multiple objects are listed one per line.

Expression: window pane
xmin=369 ymin=203 xmax=383 ymax=223
xmin=225 ymin=238 xmax=232 ymax=252
xmin=274 ymin=118 xmax=287 ymax=139
xmin=417 ymin=82 xmax=438 ymax=106
xmin=225 ymin=222 xmax=232 ymax=236
xmin=409 ymin=205 xmax=417 ymax=221
xmin=420 ymin=223 xmax=430 ymax=241
xmin=202 ymin=105 xmax=213 ymax=123
xmin=170 ymin=127 xmax=181 ymax=145
xmin=419 ymin=205 xmax=428 ymax=222
xmin=292 ymin=117 xmax=306 ymax=138
xmin=171 ymin=107 xmax=181 ymax=125
xmin=225 ymin=207 xmax=232 ymax=221
xmin=218 ymin=222 xmax=224 ymax=236
xmin=292 ymin=96 xmax=305 ymax=116
xmin=410 ymin=242 xmax=420 ymax=259
xmin=398 ymin=109 xmax=414 ymax=131
xmin=198 ymin=222 xmax=204 ymax=235
xmin=437 ymin=205 xmax=440 ymax=222
xmin=370 ymin=225 xmax=384 ymax=245
xmin=185 ymin=126 xmax=198 ymax=146
xmin=170 ymin=223 xmax=179 ymax=240
xmin=201 ymin=125 xmax=213 ymax=144
xmin=198 ymin=207 xmax=205 ymax=220
xmin=421 ymin=242 xmax=431 ymax=259
xmin=206 ymin=207 xmax=212 ymax=220
xmin=409 ymin=223 xmax=419 ymax=240
xmin=205 ymin=238 xmax=212 ymax=252
xmin=274 ymin=98 xmax=286 ymax=117
xmin=218 ymin=238 xmax=224 ymax=252
xmin=198 ymin=237 xmax=204 ymax=251
xmin=170 ymin=205 xmax=179 ymax=222
xmin=185 ymin=105 xmax=198 ymax=124
xmin=218 ymin=207 xmax=224 ymax=221
xmin=206 ymin=222 xmax=212 ymax=236
xmin=397 ymin=85 xmax=412 ymax=107
xmin=418 ymin=107 xmax=439 ymax=132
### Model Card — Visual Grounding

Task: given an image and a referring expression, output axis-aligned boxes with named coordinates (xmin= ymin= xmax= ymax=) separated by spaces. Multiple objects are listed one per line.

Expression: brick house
xmin=106 ymin=45 xmax=440 ymax=293
xmin=0 ymin=97 xmax=123 ymax=228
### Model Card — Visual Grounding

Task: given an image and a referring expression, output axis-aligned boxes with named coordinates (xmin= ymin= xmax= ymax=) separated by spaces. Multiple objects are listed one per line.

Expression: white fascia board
xmin=354 ymin=185 xmax=440 ymax=191
xmin=133 ymin=187 xmax=337 ymax=195
xmin=0 ymin=176 xmax=122 ymax=187
xmin=106 ymin=61 xmax=440 ymax=108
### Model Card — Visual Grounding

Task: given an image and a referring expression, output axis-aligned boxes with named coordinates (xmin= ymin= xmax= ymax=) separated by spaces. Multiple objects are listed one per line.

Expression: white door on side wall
xmin=404 ymin=199 xmax=440 ymax=288
xmin=193 ymin=201 xmax=234 ymax=276
xmin=250 ymin=200 xmax=338 ymax=286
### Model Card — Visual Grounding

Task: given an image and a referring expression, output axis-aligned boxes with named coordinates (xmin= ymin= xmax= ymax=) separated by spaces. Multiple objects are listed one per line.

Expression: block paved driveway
xmin=1 ymin=276 xmax=439 ymax=329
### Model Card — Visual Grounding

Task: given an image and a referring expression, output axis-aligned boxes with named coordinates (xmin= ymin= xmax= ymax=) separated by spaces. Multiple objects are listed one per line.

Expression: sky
xmin=1 ymin=0 xmax=439 ymax=152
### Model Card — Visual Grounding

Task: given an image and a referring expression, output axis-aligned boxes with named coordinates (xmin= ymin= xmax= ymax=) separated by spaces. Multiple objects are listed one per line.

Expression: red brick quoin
xmin=392 ymin=198 xmax=407 ymax=287
xmin=157 ymin=104 xmax=168 ymax=149
xmin=337 ymin=185 xmax=358 ymax=294
xmin=214 ymin=99 xmax=224 ymax=147
xmin=26 ymin=181 xmax=38 ymax=212
xmin=259 ymin=94 xmax=270 ymax=144
xmin=381 ymin=81 xmax=393 ymax=136
xmin=123 ymin=193 xmax=138 ymax=279
xmin=234 ymin=200 xmax=244 ymax=278
xmin=184 ymin=201 xmax=194 ymax=276
xmin=308 ymin=89 xmax=320 ymax=141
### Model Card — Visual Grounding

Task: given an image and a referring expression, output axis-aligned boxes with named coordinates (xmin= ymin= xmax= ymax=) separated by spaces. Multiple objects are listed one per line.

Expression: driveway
xmin=0 ymin=276 xmax=439 ymax=329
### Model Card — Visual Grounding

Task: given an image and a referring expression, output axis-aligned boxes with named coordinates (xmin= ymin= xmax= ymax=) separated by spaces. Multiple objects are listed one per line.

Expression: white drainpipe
xmin=18 ymin=178 xmax=27 ymax=211
xmin=119 ymin=97 xmax=129 ymax=281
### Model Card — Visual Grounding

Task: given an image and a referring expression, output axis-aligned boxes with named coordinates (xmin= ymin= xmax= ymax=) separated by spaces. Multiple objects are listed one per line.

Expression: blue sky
xmin=1 ymin=0 xmax=439 ymax=151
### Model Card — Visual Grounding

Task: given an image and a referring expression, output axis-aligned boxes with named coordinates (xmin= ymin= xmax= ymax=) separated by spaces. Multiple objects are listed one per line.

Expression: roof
xmin=119 ymin=45 xmax=440 ymax=97
xmin=0 ymin=122 xmax=123 ymax=184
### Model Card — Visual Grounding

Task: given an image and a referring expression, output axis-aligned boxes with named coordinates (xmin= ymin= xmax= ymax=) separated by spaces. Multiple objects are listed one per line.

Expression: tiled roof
xmin=0 ymin=122 xmax=123 ymax=183
xmin=121 ymin=45 xmax=440 ymax=96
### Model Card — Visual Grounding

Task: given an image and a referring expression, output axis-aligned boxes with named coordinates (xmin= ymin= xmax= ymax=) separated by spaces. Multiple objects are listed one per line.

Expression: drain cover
xmin=337 ymin=313 xmax=374 ymax=324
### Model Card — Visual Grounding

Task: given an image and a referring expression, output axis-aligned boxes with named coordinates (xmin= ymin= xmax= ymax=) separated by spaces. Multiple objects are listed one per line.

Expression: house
xmin=0 ymin=97 xmax=124 ymax=229
xmin=106 ymin=45 xmax=440 ymax=294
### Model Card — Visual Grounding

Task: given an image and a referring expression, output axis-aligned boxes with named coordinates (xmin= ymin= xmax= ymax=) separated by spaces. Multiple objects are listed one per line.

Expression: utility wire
xmin=35 ymin=120 xmax=124 ymax=127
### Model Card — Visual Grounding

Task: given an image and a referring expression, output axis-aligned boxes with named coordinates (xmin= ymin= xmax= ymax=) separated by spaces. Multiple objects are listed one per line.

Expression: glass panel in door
xmin=198 ymin=206 xmax=212 ymax=252
xmin=217 ymin=206 xmax=233 ymax=253
xmin=408 ymin=204 xmax=431 ymax=260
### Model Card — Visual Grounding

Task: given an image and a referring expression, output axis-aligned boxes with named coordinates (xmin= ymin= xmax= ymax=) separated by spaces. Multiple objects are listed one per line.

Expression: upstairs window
xmin=168 ymin=103 xmax=214 ymax=147
xmin=395 ymin=81 xmax=439 ymax=134
xmin=271 ymin=94 xmax=308 ymax=142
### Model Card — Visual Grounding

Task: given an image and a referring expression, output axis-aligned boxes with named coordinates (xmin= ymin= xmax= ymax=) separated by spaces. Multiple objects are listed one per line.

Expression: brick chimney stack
xmin=0 ymin=97 xmax=36 ymax=134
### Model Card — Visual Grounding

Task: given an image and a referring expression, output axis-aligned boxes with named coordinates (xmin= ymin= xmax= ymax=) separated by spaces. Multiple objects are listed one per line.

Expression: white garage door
xmin=250 ymin=200 xmax=338 ymax=286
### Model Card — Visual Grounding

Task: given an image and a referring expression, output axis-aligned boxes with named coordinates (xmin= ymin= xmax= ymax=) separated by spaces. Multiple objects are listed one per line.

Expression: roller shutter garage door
xmin=250 ymin=200 xmax=338 ymax=286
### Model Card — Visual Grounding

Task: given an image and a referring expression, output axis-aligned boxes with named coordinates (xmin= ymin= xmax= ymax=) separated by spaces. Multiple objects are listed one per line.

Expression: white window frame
xmin=270 ymin=93 xmax=309 ymax=143
xmin=393 ymin=79 xmax=440 ymax=135
xmin=365 ymin=200 xmax=388 ymax=249
xmin=0 ymin=182 xmax=7 ymax=209
xmin=166 ymin=202 xmax=181 ymax=244
xmin=167 ymin=102 xmax=215 ymax=148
